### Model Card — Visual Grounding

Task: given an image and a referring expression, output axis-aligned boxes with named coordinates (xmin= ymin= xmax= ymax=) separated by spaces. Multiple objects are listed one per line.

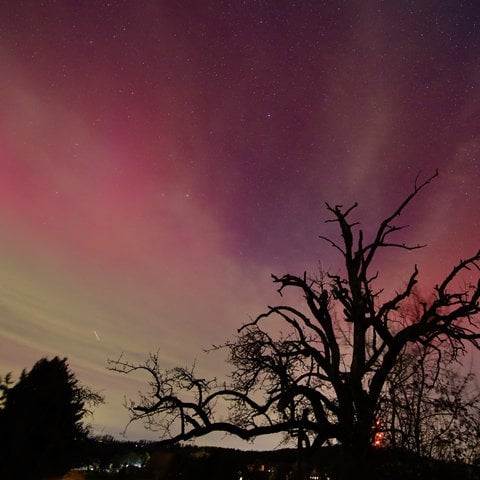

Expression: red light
xmin=373 ymin=418 xmax=384 ymax=448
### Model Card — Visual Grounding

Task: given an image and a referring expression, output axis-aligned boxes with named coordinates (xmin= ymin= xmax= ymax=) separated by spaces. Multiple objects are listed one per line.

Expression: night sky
xmin=1 ymin=1 xmax=479 ymax=449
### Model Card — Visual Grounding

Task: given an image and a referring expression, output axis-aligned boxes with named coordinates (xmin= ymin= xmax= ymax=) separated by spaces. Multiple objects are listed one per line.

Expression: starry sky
xmin=0 ymin=1 xmax=479 ymax=449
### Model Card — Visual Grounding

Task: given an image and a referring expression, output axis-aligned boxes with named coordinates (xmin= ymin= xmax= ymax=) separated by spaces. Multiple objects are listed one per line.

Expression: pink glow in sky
xmin=0 ymin=1 xmax=479 ymax=449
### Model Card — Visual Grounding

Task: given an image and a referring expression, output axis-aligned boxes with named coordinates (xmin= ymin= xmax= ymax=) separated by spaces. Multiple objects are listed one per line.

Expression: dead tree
xmin=109 ymin=170 xmax=480 ymax=477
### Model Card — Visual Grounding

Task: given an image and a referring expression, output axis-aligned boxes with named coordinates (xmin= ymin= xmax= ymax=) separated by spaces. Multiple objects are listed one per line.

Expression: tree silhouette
xmin=381 ymin=340 xmax=480 ymax=464
xmin=109 ymin=170 xmax=480 ymax=479
xmin=0 ymin=356 xmax=103 ymax=480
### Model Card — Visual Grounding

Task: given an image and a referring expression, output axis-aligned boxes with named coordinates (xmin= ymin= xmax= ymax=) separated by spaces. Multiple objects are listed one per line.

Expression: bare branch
xmin=108 ymin=169 xmax=480 ymax=469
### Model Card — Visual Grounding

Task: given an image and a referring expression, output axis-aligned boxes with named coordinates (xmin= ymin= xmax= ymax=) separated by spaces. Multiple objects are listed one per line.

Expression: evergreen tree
xmin=0 ymin=356 xmax=103 ymax=479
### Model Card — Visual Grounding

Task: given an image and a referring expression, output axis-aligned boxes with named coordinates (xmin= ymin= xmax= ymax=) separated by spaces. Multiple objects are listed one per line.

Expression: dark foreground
xmin=60 ymin=443 xmax=480 ymax=480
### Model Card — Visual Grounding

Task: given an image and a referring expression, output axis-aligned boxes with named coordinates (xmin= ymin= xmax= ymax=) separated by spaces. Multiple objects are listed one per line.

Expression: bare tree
xmin=380 ymin=340 xmax=480 ymax=464
xmin=109 ymin=170 xmax=480 ymax=477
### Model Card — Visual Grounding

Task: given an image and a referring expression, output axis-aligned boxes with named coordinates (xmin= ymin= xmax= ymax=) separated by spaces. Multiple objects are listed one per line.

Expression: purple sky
xmin=0 ymin=1 xmax=479 ymax=449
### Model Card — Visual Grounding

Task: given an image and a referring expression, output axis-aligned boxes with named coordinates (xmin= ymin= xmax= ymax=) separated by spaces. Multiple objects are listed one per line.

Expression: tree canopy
xmin=0 ymin=356 xmax=103 ymax=480
xmin=109 ymin=171 xmax=480 ymax=478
